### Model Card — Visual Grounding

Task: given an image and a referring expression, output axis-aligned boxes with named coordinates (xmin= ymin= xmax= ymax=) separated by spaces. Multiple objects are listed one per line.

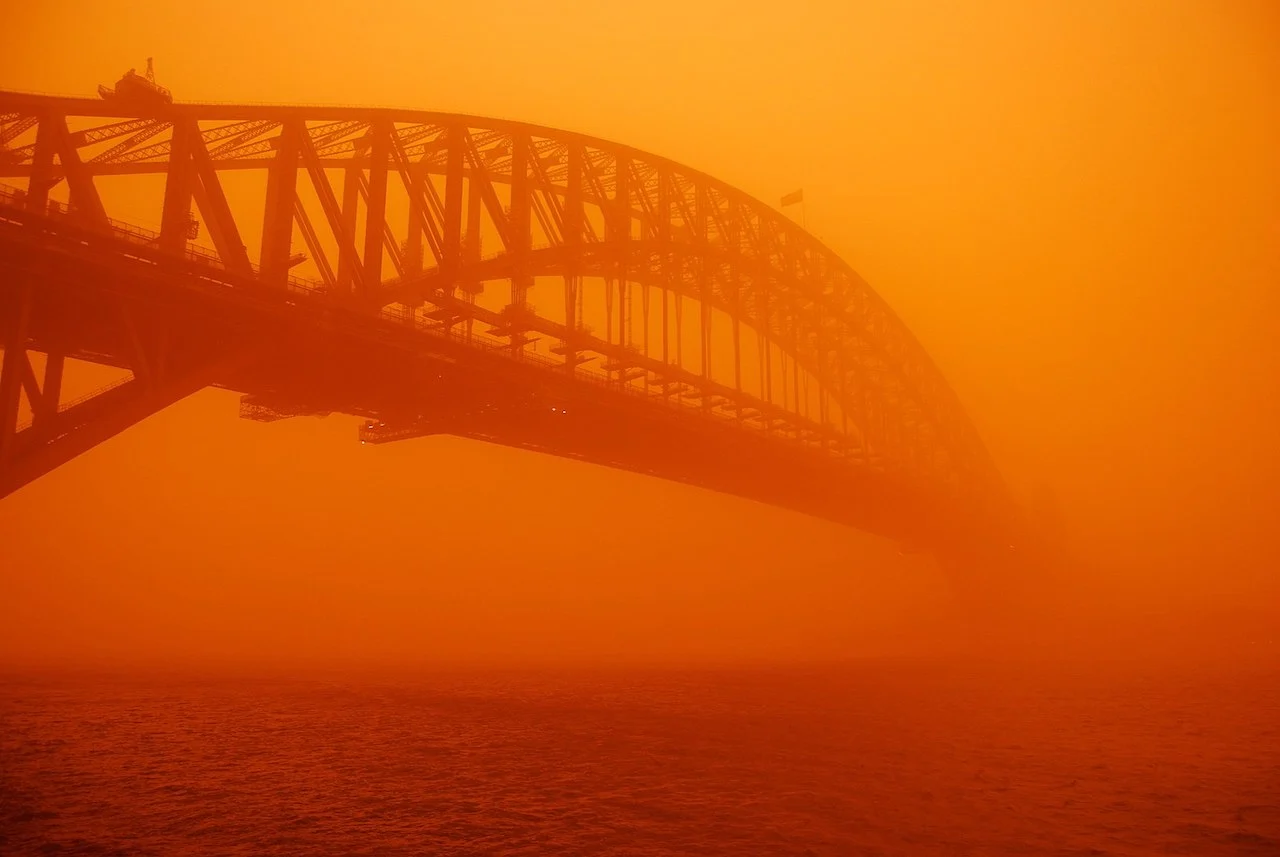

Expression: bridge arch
xmin=0 ymin=91 xmax=1015 ymax=557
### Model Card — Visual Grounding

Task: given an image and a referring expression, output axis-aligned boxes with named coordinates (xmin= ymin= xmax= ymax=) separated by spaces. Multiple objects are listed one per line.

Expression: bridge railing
xmin=0 ymin=183 xmax=322 ymax=293
xmin=0 ymin=181 xmax=863 ymax=463
xmin=364 ymin=302 xmax=816 ymax=444
xmin=11 ymin=376 xmax=134 ymax=436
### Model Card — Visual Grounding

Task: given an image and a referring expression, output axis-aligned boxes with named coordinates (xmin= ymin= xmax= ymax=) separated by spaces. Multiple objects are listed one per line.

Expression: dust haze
xmin=1 ymin=0 xmax=1277 ymax=669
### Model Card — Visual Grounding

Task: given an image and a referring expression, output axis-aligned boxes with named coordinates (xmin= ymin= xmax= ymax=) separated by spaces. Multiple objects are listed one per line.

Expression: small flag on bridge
xmin=780 ymin=189 xmax=804 ymax=207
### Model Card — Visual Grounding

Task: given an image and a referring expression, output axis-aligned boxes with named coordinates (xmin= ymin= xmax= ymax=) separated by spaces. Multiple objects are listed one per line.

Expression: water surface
xmin=2 ymin=661 xmax=1277 ymax=855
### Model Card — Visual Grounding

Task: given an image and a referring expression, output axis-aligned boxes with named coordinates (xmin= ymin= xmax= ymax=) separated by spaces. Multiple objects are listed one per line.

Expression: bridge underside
xmin=0 ymin=85 xmax=1029 ymax=571
xmin=0 ymin=217 xmax=1004 ymax=561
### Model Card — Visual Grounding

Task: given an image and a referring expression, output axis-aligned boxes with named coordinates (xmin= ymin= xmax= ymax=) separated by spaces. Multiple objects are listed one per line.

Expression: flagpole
xmin=781 ymin=189 xmax=805 ymax=229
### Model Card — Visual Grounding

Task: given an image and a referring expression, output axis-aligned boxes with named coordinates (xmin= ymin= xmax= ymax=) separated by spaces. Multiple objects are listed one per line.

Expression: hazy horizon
xmin=2 ymin=0 xmax=1278 ymax=669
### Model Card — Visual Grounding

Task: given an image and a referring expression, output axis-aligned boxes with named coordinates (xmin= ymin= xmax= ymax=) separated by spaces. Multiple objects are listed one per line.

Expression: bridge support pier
xmin=0 ymin=279 xmax=34 ymax=466
xmin=0 ymin=279 xmax=257 ymax=499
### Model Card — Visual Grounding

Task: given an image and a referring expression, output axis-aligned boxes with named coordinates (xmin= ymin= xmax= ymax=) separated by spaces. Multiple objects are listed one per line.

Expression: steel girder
xmin=0 ymin=91 xmax=1013 ymax=534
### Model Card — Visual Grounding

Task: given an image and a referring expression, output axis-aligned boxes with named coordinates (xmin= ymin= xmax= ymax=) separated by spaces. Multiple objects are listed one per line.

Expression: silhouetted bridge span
xmin=0 ymin=91 xmax=1020 ymax=562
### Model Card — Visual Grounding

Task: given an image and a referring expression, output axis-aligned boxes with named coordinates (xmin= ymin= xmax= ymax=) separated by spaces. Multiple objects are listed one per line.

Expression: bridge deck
xmin=0 ymin=92 xmax=1023 ymax=566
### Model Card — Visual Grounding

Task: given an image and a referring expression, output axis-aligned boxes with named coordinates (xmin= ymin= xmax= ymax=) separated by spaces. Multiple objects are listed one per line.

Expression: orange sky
xmin=1 ymin=0 xmax=1277 ymax=667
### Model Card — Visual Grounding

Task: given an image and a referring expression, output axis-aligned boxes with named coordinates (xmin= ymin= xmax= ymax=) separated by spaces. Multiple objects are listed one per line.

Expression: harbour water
xmin=2 ymin=660 xmax=1277 ymax=855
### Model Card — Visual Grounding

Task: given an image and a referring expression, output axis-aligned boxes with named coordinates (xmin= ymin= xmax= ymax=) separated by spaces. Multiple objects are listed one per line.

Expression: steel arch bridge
xmin=0 ymin=90 xmax=1019 ymax=562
